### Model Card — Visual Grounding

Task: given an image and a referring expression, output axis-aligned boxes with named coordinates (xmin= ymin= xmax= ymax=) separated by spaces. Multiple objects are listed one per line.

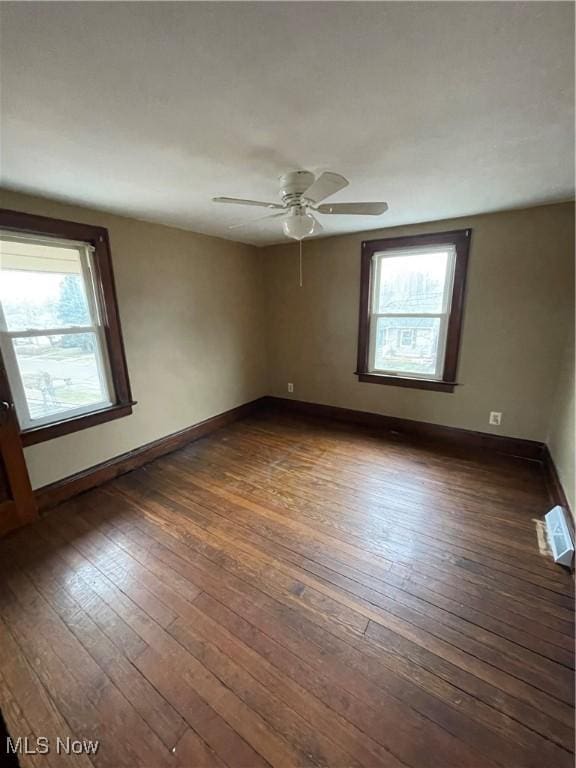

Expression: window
xmin=356 ymin=229 xmax=471 ymax=392
xmin=0 ymin=209 xmax=133 ymax=445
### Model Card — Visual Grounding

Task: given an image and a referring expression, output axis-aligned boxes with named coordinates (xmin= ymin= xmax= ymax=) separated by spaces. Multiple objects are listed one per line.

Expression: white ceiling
xmin=1 ymin=2 xmax=574 ymax=246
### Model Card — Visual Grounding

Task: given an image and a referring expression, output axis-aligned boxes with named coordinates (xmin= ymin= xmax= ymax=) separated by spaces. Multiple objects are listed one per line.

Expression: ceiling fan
xmin=213 ymin=170 xmax=388 ymax=241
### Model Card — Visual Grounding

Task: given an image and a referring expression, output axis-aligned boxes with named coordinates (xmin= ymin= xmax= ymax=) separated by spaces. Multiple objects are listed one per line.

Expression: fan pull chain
xmin=299 ymin=239 xmax=303 ymax=288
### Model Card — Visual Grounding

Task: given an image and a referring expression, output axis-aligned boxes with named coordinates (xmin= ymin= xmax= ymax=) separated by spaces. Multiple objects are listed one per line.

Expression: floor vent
xmin=545 ymin=505 xmax=574 ymax=567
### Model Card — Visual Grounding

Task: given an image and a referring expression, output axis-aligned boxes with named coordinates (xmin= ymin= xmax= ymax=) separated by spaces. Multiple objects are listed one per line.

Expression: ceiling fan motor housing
xmin=280 ymin=170 xmax=315 ymax=207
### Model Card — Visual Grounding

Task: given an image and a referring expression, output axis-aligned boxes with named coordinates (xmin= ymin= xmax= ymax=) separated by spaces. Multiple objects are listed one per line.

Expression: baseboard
xmin=542 ymin=445 xmax=573 ymax=521
xmin=35 ymin=398 xmax=263 ymax=511
xmin=262 ymin=396 xmax=546 ymax=461
xmin=34 ymin=394 xmax=550 ymax=513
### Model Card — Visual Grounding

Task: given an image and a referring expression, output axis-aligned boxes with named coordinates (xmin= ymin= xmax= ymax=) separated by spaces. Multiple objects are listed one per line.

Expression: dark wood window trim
xmin=356 ymin=228 xmax=472 ymax=393
xmin=0 ymin=208 xmax=135 ymax=445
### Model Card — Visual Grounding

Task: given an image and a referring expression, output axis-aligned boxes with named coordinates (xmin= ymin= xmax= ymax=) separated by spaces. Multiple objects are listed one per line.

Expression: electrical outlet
xmin=489 ymin=411 xmax=502 ymax=426
xmin=287 ymin=382 xmax=294 ymax=393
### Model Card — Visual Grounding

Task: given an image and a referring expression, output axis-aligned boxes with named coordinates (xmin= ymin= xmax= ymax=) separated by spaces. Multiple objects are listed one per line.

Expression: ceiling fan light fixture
xmin=213 ymin=170 xmax=388 ymax=242
xmin=282 ymin=209 xmax=316 ymax=241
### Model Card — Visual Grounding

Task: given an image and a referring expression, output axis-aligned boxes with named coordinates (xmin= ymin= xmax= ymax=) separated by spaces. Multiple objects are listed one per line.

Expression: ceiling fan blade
xmin=303 ymin=172 xmax=349 ymax=203
xmin=315 ymin=202 xmax=388 ymax=215
xmin=227 ymin=211 xmax=286 ymax=230
xmin=213 ymin=196 xmax=284 ymax=210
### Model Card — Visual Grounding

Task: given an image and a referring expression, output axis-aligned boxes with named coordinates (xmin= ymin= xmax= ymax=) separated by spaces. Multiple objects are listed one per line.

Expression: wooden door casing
xmin=0 ymin=358 xmax=37 ymax=537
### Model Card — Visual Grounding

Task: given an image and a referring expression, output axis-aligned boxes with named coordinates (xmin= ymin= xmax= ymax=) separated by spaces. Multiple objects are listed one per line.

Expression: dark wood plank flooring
xmin=0 ymin=412 xmax=573 ymax=767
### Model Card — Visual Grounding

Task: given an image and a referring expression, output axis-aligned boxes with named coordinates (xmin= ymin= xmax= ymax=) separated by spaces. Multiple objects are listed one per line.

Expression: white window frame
xmin=0 ymin=231 xmax=115 ymax=430
xmin=368 ymin=244 xmax=457 ymax=381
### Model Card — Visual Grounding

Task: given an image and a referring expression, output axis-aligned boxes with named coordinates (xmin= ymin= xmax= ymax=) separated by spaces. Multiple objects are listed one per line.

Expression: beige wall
xmin=1 ymin=189 xmax=268 ymax=489
xmin=1 ymin=191 xmax=573 ymax=493
xmin=548 ymin=338 xmax=575 ymax=511
xmin=263 ymin=203 xmax=575 ymax=443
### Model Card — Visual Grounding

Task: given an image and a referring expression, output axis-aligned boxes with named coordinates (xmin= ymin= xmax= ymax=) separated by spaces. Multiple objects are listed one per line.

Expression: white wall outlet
xmin=489 ymin=411 xmax=502 ymax=426
xmin=287 ymin=382 xmax=294 ymax=393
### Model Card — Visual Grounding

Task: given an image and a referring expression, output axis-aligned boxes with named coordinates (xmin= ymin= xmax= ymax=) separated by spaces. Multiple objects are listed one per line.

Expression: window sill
xmin=21 ymin=401 xmax=136 ymax=447
xmin=355 ymin=372 xmax=456 ymax=393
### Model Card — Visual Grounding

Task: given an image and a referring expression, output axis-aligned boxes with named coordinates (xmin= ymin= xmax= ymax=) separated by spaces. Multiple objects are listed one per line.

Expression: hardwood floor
xmin=0 ymin=412 xmax=573 ymax=767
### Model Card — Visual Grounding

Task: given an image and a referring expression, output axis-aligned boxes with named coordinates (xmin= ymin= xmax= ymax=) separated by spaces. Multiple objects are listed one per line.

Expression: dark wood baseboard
xmin=34 ymin=394 xmax=557 ymax=514
xmin=542 ymin=445 xmax=573 ymax=521
xmin=35 ymin=398 xmax=262 ymax=511
xmin=262 ymin=396 xmax=546 ymax=462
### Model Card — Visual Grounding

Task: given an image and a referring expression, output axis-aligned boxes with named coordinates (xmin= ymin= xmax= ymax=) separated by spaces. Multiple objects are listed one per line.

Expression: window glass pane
xmin=375 ymin=249 xmax=451 ymax=314
xmin=0 ymin=237 xmax=91 ymax=331
xmin=12 ymin=333 xmax=110 ymax=422
xmin=374 ymin=317 xmax=440 ymax=376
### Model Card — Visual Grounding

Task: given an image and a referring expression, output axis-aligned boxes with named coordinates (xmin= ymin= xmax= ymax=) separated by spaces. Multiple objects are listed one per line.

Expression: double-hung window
xmin=0 ymin=209 xmax=133 ymax=445
xmin=357 ymin=230 xmax=471 ymax=392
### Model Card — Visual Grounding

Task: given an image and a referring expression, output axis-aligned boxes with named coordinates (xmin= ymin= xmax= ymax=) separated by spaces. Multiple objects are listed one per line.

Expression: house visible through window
xmin=399 ymin=328 xmax=416 ymax=349
xmin=357 ymin=229 xmax=471 ymax=392
xmin=0 ymin=210 xmax=133 ymax=445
